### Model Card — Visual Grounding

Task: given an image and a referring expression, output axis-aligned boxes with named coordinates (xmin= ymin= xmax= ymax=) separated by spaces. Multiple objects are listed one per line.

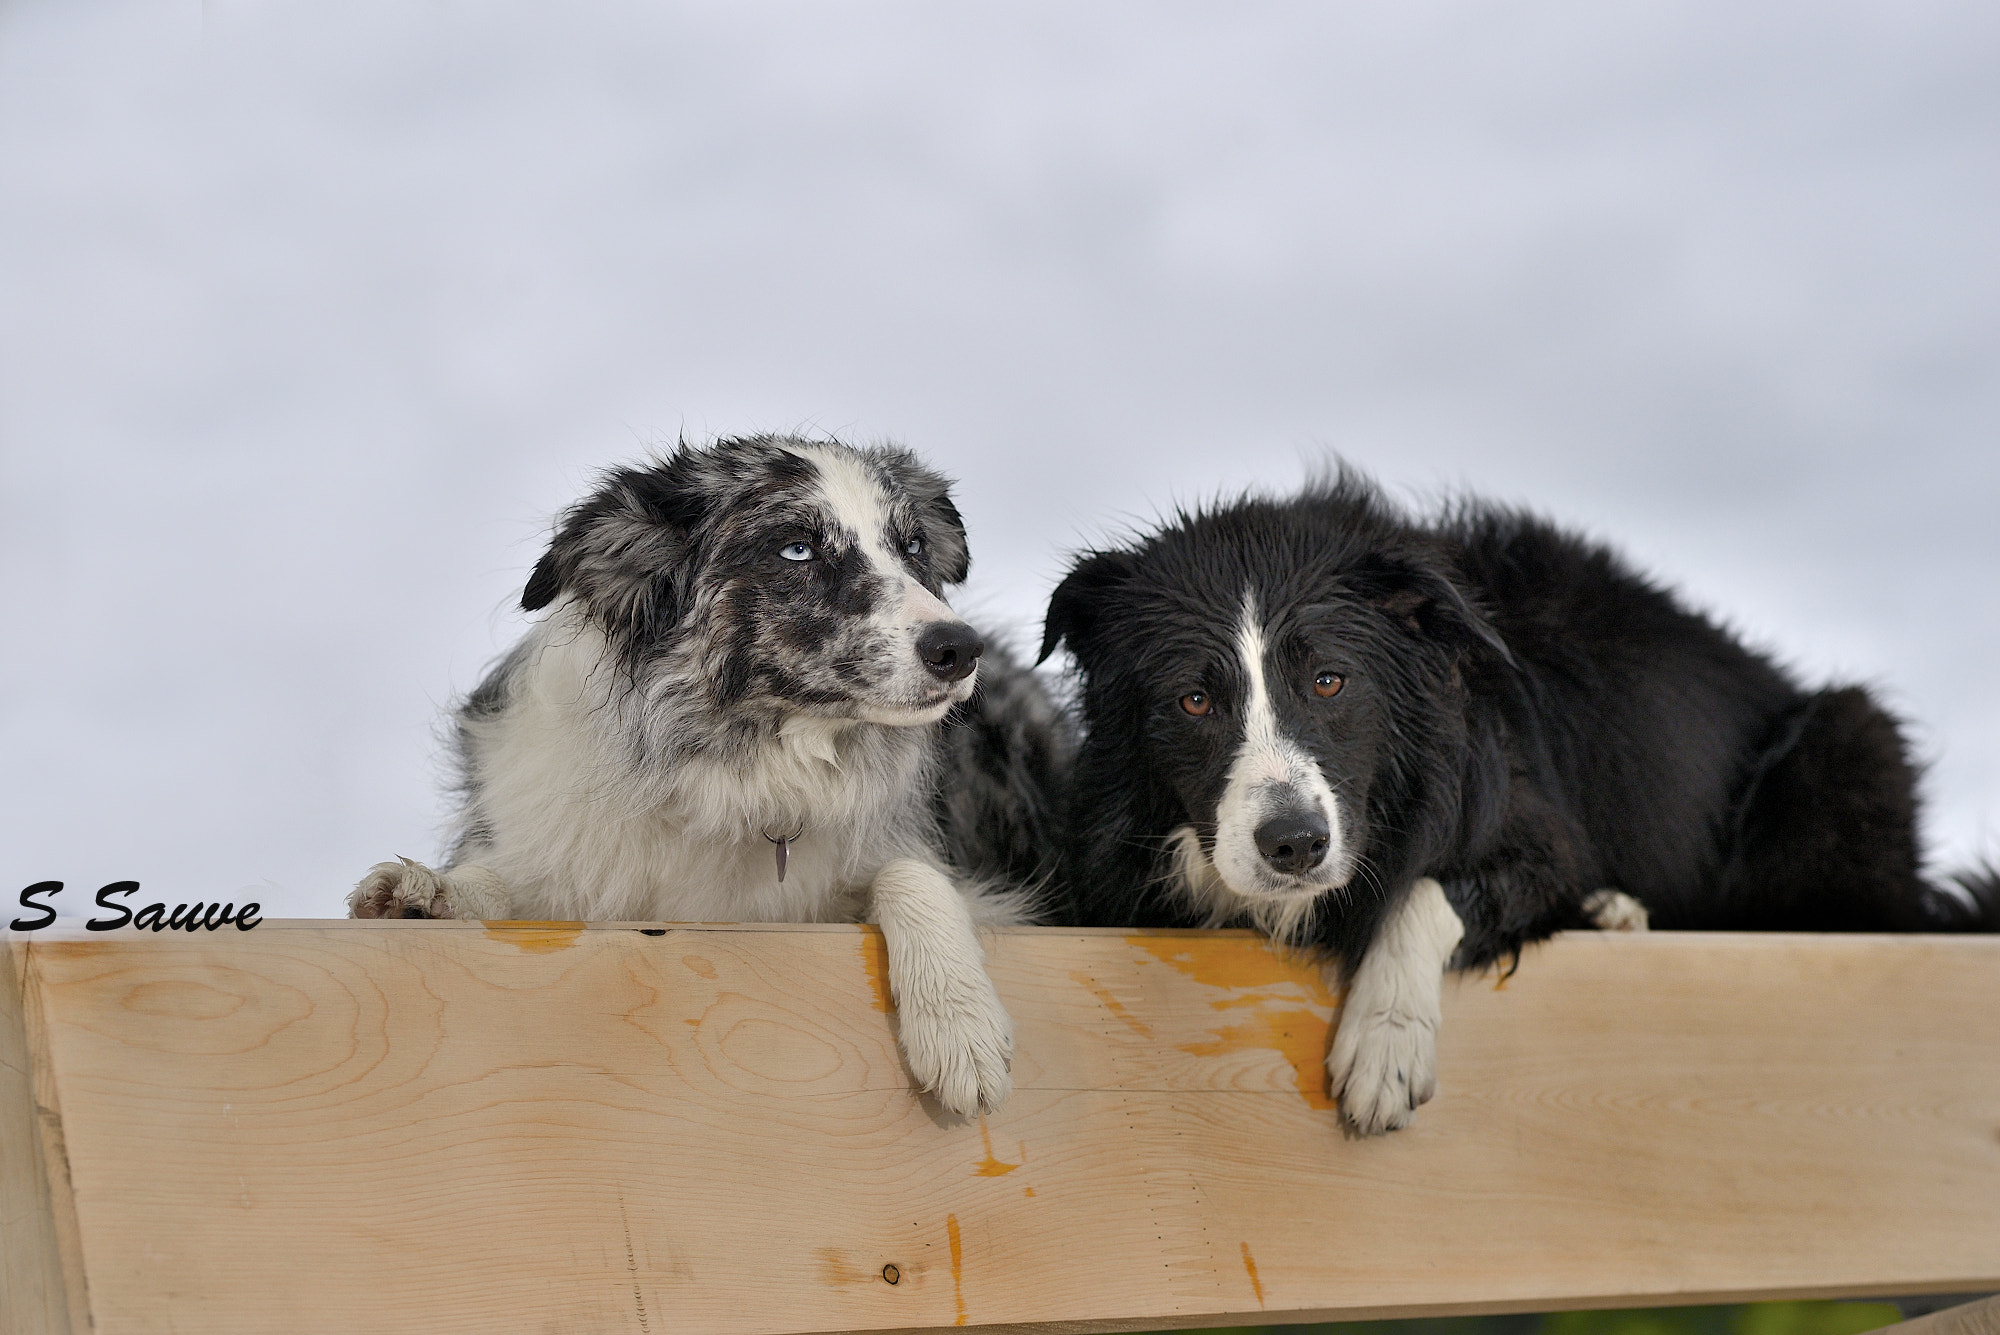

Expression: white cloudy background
xmin=2 ymin=2 xmax=1995 ymax=918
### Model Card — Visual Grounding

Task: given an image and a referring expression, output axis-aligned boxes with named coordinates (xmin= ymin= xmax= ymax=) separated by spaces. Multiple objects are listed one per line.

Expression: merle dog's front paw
xmin=350 ymin=859 xmax=453 ymax=918
xmin=896 ymin=974 xmax=1015 ymax=1118
xmin=349 ymin=859 xmax=510 ymax=920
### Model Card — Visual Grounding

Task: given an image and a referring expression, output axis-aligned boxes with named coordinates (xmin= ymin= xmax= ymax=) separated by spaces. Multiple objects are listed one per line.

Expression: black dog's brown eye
xmin=1180 ymin=691 xmax=1211 ymax=717
xmin=1313 ymin=672 xmax=1345 ymax=698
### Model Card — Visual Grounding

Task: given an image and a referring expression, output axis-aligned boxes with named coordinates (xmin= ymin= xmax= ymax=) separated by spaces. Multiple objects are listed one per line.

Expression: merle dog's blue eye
xmin=780 ymin=542 xmax=814 ymax=562
xmin=905 ymin=535 xmax=924 ymax=556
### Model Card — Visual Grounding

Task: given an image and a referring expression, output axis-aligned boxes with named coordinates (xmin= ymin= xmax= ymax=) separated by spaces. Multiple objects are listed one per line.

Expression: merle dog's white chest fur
xmin=457 ymin=612 xmax=932 ymax=924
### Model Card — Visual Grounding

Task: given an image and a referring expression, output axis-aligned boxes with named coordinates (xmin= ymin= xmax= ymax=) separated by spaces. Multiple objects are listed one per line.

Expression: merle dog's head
xmin=1041 ymin=469 xmax=1505 ymax=940
xmin=524 ymin=435 xmax=980 ymax=727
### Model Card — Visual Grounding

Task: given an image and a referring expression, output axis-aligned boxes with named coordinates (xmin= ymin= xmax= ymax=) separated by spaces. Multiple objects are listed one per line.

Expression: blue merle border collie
xmin=1042 ymin=466 xmax=1999 ymax=1135
xmin=350 ymin=434 xmax=1069 ymax=1118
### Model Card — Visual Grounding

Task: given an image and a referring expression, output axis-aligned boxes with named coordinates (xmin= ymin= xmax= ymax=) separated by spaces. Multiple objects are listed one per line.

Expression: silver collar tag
xmin=763 ymin=829 xmax=802 ymax=883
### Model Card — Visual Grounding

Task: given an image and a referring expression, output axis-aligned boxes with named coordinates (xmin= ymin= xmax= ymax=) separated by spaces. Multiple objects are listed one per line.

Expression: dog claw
xmin=897 ymin=991 xmax=1015 ymax=1119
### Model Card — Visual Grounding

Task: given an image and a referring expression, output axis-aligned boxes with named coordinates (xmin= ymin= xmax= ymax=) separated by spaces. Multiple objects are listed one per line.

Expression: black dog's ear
xmin=520 ymin=454 xmax=709 ymax=647
xmin=1353 ymin=549 xmax=1512 ymax=665
xmin=1039 ymin=548 xmax=1140 ymax=665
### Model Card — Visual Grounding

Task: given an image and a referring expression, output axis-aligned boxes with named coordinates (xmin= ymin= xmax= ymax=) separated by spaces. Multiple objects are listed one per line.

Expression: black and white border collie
xmin=1042 ymin=467 xmax=1998 ymax=1135
xmin=350 ymin=434 xmax=1069 ymax=1118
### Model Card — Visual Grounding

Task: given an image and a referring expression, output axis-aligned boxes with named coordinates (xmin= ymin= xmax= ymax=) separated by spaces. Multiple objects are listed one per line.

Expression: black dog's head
xmin=1041 ymin=468 xmax=1504 ymax=941
xmin=524 ymin=434 xmax=980 ymax=727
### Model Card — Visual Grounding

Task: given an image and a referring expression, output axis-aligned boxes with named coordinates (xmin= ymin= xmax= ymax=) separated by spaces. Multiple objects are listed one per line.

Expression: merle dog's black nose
xmin=1255 ymin=809 xmax=1330 ymax=874
xmin=917 ymin=621 xmax=983 ymax=683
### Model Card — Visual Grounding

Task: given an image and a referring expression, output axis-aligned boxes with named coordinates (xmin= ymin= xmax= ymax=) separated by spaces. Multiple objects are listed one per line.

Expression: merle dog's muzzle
xmin=918 ymin=620 xmax=983 ymax=683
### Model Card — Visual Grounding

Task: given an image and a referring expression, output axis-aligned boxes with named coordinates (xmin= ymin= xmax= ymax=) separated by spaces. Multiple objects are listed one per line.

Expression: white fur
xmin=1326 ymin=876 xmax=1464 ymax=1134
xmin=349 ymin=449 xmax=1016 ymax=1117
xmin=353 ymin=858 xmax=511 ymax=921
xmin=1180 ymin=595 xmax=1353 ymax=919
xmin=1211 ymin=598 xmax=1352 ymax=896
xmin=870 ymin=859 xmax=1014 ymax=1115
xmin=409 ymin=611 xmax=942 ymax=922
xmin=1167 ymin=823 xmax=1324 ymax=945
xmin=1581 ymin=888 xmax=1650 ymax=932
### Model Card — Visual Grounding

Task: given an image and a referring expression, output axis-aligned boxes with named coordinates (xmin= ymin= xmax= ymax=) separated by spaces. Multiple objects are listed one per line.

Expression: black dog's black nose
xmin=917 ymin=621 xmax=983 ymax=683
xmin=1255 ymin=809 xmax=1330 ymax=874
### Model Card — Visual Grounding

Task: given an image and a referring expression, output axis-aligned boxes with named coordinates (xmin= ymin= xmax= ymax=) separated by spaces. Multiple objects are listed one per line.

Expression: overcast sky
xmin=3 ymin=2 xmax=1995 ymax=919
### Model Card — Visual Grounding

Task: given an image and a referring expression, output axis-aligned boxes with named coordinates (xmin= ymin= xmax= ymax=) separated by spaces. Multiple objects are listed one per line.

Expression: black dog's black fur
xmin=934 ymin=641 xmax=1075 ymax=892
xmin=1043 ymin=467 xmax=1999 ymax=974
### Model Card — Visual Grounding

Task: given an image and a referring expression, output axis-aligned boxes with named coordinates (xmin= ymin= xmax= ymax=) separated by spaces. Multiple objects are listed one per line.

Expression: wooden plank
xmin=1 ymin=942 xmax=78 ymax=1335
xmin=9 ymin=921 xmax=1998 ymax=1335
xmin=1877 ymin=1296 xmax=2000 ymax=1335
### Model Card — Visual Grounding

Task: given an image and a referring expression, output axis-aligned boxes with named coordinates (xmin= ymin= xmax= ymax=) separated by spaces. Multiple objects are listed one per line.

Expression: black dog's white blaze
xmin=1166 ymin=594 xmax=1462 ymax=1135
xmin=1173 ymin=594 xmax=1351 ymax=942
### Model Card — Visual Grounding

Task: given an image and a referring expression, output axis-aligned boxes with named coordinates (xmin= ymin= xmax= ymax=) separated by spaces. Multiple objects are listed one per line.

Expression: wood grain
xmin=2 ymin=941 xmax=77 ymax=1335
xmin=7 ymin=921 xmax=1998 ymax=1335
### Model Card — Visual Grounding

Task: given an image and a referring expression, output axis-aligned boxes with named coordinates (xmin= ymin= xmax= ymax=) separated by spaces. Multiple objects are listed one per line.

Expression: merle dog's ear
xmin=521 ymin=551 xmax=564 ymax=612
xmin=1354 ymin=550 xmax=1511 ymax=664
xmin=521 ymin=456 xmax=709 ymax=648
xmin=923 ymin=491 xmax=971 ymax=586
xmin=870 ymin=446 xmax=971 ymax=586
xmin=1039 ymin=549 xmax=1140 ymax=665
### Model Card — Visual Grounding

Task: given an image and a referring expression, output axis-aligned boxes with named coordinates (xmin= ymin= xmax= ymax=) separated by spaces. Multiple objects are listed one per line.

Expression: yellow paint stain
xmin=1022 ymin=1186 xmax=1035 ymax=1198
xmin=858 ymin=926 xmax=894 ymax=1013
xmin=1241 ymin=1242 xmax=1266 ymax=1308
xmin=946 ymin=1214 xmax=967 ymax=1326
xmin=972 ymin=1119 xmax=1020 ymax=1177
xmin=1070 ymin=970 xmax=1154 ymax=1039
xmin=1182 ymin=1009 xmax=1337 ymax=1109
xmin=682 ymin=955 xmax=718 ymax=979
xmin=1127 ymin=933 xmax=1331 ymax=994
xmin=482 ymin=921 xmax=584 ymax=953
xmin=1128 ymin=934 xmax=1339 ymax=1110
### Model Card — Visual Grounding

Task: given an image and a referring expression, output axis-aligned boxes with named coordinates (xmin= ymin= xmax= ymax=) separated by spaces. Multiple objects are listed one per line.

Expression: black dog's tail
xmin=1926 ymin=863 xmax=2000 ymax=932
xmin=1721 ymin=686 xmax=2000 ymax=933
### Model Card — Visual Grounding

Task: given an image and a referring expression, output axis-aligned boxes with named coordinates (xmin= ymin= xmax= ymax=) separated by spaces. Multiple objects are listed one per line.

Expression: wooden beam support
xmin=1876 ymin=1296 xmax=2000 ymax=1335
xmin=2 ymin=939 xmax=77 ymax=1335
xmin=4 ymin=921 xmax=1997 ymax=1334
